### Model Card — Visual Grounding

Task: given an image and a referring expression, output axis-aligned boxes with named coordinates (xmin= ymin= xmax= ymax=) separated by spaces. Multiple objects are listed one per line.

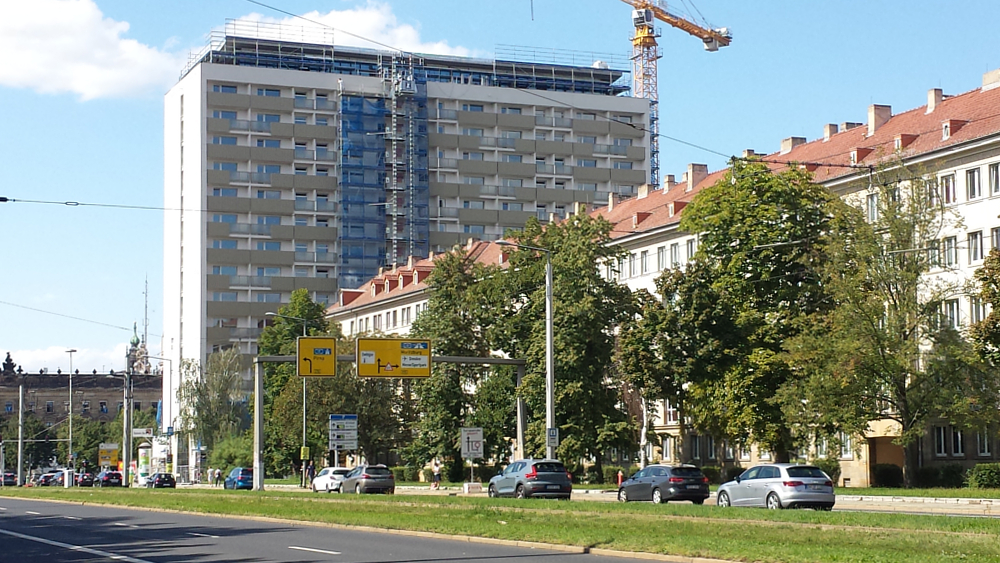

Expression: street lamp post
xmin=66 ymin=349 xmax=76 ymax=486
xmin=266 ymin=312 xmax=313 ymax=487
xmin=145 ymin=356 xmax=173 ymax=474
xmin=497 ymin=241 xmax=556 ymax=459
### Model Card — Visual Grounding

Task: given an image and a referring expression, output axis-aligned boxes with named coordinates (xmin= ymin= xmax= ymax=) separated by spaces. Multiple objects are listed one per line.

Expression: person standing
xmin=215 ymin=468 xmax=222 ymax=487
xmin=431 ymin=459 xmax=441 ymax=490
xmin=307 ymin=461 xmax=316 ymax=484
xmin=207 ymin=467 xmax=214 ymax=487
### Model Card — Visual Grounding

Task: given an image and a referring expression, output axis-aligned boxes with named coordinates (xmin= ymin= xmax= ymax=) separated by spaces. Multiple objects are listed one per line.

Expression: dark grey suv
xmin=618 ymin=464 xmax=709 ymax=504
xmin=488 ymin=459 xmax=572 ymax=499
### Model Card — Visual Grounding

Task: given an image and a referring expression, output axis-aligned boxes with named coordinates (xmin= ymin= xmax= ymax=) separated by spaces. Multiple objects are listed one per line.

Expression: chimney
xmin=608 ymin=192 xmax=617 ymax=211
xmin=637 ymin=184 xmax=650 ymax=199
xmin=742 ymin=149 xmax=758 ymax=158
xmin=780 ymin=137 xmax=806 ymax=155
xmin=663 ymin=174 xmax=675 ymax=190
xmin=867 ymin=104 xmax=891 ymax=136
xmin=823 ymin=124 xmax=838 ymax=141
xmin=686 ymin=163 xmax=708 ymax=192
xmin=927 ymin=88 xmax=943 ymax=113
xmin=840 ymin=122 xmax=862 ymax=131
xmin=983 ymin=69 xmax=1000 ymax=92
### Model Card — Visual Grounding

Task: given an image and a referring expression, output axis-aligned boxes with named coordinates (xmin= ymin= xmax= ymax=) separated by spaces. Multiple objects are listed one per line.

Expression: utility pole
xmin=17 ymin=382 xmax=24 ymax=486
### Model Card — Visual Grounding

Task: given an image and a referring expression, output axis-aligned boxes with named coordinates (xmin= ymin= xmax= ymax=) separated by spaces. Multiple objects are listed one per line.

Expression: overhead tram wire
xmin=0 ymin=299 xmax=162 ymax=339
xmin=244 ymin=0 xmax=408 ymax=55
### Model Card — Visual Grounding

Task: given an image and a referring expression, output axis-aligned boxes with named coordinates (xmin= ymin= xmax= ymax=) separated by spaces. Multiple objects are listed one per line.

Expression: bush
xmin=421 ymin=468 xmax=433 ymax=484
xmin=390 ymin=466 xmax=407 ymax=482
xmin=475 ymin=464 xmax=500 ymax=482
xmin=968 ymin=463 xmax=1000 ymax=488
xmin=812 ymin=457 xmax=842 ymax=485
xmin=404 ymin=466 xmax=421 ymax=482
xmin=723 ymin=466 xmax=745 ymax=483
xmin=602 ymin=466 xmax=624 ymax=486
xmin=914 ymin=466 xmax=939 ymax=488
xmin=939 ymin=464 xmax=966 ymax=488
xmin=586 ymin=466 xmax=603 ymax=484
xmin=700 ymin=465 xmax=722 ymax=484
xmin=872 ymin=464 xmax=904 ymax=488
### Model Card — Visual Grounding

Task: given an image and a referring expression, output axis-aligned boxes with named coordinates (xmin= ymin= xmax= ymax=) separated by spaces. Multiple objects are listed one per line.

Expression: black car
xmin=96 ymin=470 xmax=123 ymax=487
xmin=2 ymin=472 xmax=16 ymax=487
xmin=75 ymin=472 xmax=95 ymax=487
xmin=146 ymin=473 xmax=176 ymax=489
xmin=618 ymin=464 xmax=710 ymax=504
xmin=224 ymin=467 xmax=253 ymax=490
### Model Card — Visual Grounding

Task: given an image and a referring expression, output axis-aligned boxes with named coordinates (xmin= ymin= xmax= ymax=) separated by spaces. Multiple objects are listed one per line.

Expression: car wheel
xmin=766 ymin=493 xmax=783 ymax=510
xmin=651 ymin=488 xmax=663 ymax=504
xmin=820 ymin=506 xmax=833 ymax=512
xmin=488 ymin=485 xmax=498 ymax=498
xmin=388 ymin=488 xmax=395 ymax=495
xmin=617 ymin=488 xmax=628 ymax=503
xmin=716 ymin=491 xmax=731 ymax=508
xmin=692 ymin=499 xmax=705 ymax=505
xmin=356 ymin=483 xmax=362 ymax=495
xmin=515 ymin=485 xmax=526 ymax=499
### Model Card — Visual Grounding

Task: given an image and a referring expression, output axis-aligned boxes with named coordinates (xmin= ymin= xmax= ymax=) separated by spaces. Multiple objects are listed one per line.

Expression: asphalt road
xmin=0 ymin=497 xmax=648 ymax=563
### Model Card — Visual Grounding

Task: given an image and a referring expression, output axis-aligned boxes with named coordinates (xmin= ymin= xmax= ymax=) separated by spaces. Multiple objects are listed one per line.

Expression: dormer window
xmin=371 ymin=285 xmax=376 ymax=297
xmin=942 ymin=122 xmax=951 ymax=140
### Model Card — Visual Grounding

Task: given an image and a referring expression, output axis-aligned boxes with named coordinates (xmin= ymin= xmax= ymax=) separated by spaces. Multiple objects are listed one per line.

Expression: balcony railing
xmin=535 ymin=116 xmax=573 ymax=128
xmin=229 ymin=223 xmax=271 ymax=236
xmin=229 ymin=275 xmax=271 ymax=288
xmin=315 ymin=252 xmax=337 ymax=263
xmin=593 ymin=144 xmax=628 ymax=156
xmin=230 ymin=327 xmax=262 ymax=339
xmin=436 ymin=207 xmax=459 ymax=218
xmin=432 ymin=157 xmax=458 ymax=168
xmin=294 ymin=148 xmax=314 ymax=160
xmin=316 ymin=148 xmax=336 ymax=161
xmin=435 ymin=108 xmax=458 ymax=120
xmin=230 ymin=120 xmax=271 ymax=133
xmin=536 ymin=163 xmax=573 ymax=175
xmin=229 ymin=171 xmax=272 ymax=184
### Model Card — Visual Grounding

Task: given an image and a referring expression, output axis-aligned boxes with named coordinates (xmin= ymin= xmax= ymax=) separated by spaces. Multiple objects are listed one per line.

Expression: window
xmin=501 ymin=130 xmax=521 ymax=139
xmin=578 ymin=182 xmax=597 ymax=191
xmin=46 ymin=401 xmax=54 ymax=413
xmin=99 ymin=401 xmax=108 ymax=414
xmin=295 ymin=267 xmax=309 ymax=277
xmin=82 ymin=401 xmax=90 ymax=413
xmin=990 ymin=163 xmax=1000 ymax=195
xmin=212 ymin=266 xmax=237 ymax=276
xmin=503 ymin=154 xmax=523 ymax=163
xmin=4 ymin=402 xmax=11 ymax=413
xmin=63 ymin=401 xmax=69 ymax=413
xmin=295 ymin=167 xmax=308 ymax=175
xmin=664 ymin=400 xmax=679 ymax=423
xmin=815 ymin=437 xmax=828 ymax=458
xmin=256 ymin=293 xmax=281 ymax=303
xmin=739 ymin=447 xmax=751 ymax=462
xmin=213 ymin=292 xmax=238 ymax=302
xmin=578 ymin=158 xmax=597 ymax=168
xmin=943 ymin=298 xmax=960 ymax=328
xmin=706 ymin=436 xmax=716 ymax=460
xmin=534 ymin=131 xmax=547 ymax=141
xmin=501 ymin=107 xmax=521 ymax=114
xmin=967 ymin=168 xmax=982 ymax=200
xmin=941 ymin=174 xmax=956 ymax=204
xmin=866 ymin=193 xmax=879 ymax=222
xmin=691 ymin=435 xmax=701 ymax=460
xmin=614 ymin=137 xmax=632 ymax=146
xmin=256 ymin=138 xmax=280 ymax=148
xmin=463 ymin=200 xmax=484 ymax=209
xmin=657 ymin=246 xmax=666 ymax=270
xmin=213 ymin=162 xmax=237 ymax=171
xmin=578 ymin=135 xmax=596 ymax=144
xmin=943 ymin=237 xmax=957 ymax=266
xmin=212 ymin=136 xmax=237 ymax=145
xmin=134 ymin=402 xmax=141 ymax=411
xmin=463 ymin=176 xmax=485 ymax=185
xmin=758 ymin=449 xmax=771 ymax=461
xmin=316 ymin=116 xmax=328 ymax=126
xmin=213 ymin=84 xmax=237 ymax=93
xmin=640 ymin=250 xmax=649 ymax=274
xmin=256 ymin=88 xmax=280 ymax=97
xmin=501 ymin=178 xmax=523 ymax=187
xmin=256 ymin=190 xmax=281 ymax=199
xmin=993 ymin=227 xmax=1000 ymax=250
xmin=462 ymin=103 xmax=484 ymax=112
xmin=686 ymin=239 xmax=696 ymax=261
xmin=212 ymin=110 xmax=237 ymax=120
xmin=629 ymin=253 xmax=637 ymax=277
xmin=502 ymin=202 xmax=523 ymax=211
xmin=257 ymin=215 xmax=280 ymax=225
xmin=256 ymin=241 xmax=280 ymax=251
xmin=969 ymin=231 xmax=983 ymax=263
xmin=576 ymin=112 xmax=596 ymax=120
xmin=613 ymin=161 xmax=633 ymax=169
xmin=294 ymin=114 xmax=308 ymax=125
xmin=463 ymin=225 xmax=485 ymax=234
xmin=316 ymin=218 xmax=328 ymax=227
xmin=952 ymin=427 xmax=965 ymax=456
xmin=723 ymin=441 xmax=735 ymax=461
xmin=971 ymin=296 xmax=985 ymax=324
xmin=212 ymin=188 xmax=237 ymax=197
xmin=462 ymin=128 xmax=484 ymax=137
xmin=462 ymin=151 xmax=484 ymax=160
xmin=614 ymin=115 xmax=632 ymax=124
xmin=257 ymin=164 xmax=280 ymax=174
xmin=212 ymin=240 xmax=237 ymax=249
xmin=256 ymin=113 xmax=280 ymax=123
xmin=212 ymin=214 xmax=237 ymax=224
xmin=978 ymin=430 xmax=992 ymax=456
xmin=839 ymin=432 xmax=853 ymax=459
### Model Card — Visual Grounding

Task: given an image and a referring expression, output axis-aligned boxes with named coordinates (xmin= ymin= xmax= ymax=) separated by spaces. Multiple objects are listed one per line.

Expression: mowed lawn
xmin=3 ymin=487 xmax=999 ymax=563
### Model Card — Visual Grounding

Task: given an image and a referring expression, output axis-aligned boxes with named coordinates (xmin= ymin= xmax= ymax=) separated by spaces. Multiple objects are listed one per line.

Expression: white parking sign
xmin=460 ymin=427 xmax=484 ymax=460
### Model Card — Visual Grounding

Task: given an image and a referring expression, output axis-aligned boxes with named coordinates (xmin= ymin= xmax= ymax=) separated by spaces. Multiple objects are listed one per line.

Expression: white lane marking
xmin=113 ymin=522 xmax=139 ymax=528
xmin=0 ymin=528 xmax=156 ymax=563
xmin=26 ymin=511 xmax=40 ymax=515
xmin=188 ymin=532 xmax=219 ymax=538
xmin=289 ymin=546 xmax=342 ymax=556
xmin=64 ymin=516 xmax=82 ymax=521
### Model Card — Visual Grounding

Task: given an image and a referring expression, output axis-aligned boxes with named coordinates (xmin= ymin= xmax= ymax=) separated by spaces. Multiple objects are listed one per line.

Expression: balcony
xmin=230 ymin=327 xmax=262 ymax=339
xmin=229 ymin=171 xmax=272 ymax=184
xmin=229 ymin=223 xmax=271 ymax=236
xmin=536 ymin=163 xmax=573 ymax=175
xmin=229 ymin=119 xmax=271 ymax=133
xmin=316 ymin=99 xmax=337 ymax=111
xmin=436 ymin=108 xmax=458 ymax=120
xmin=593 ymin=144 xmax=628 ymax=156
xmin=316 ymin=201 xmax=336 ymax=212
xmin=294 ymin=200 xmax=315 ymax=211
xmin=229 ymin=275 xmax=271 ymax=288
xmin=315 ymin=252 xmax=337 ymax=263
xmin=436 ymin=207 xmax=459 ymax=218
xmin=294 ymin=148 xmax=314 ymax=160
xmin=316 ymin=148 xmax=336 ymax=161
xmin=431 ymin=157 xmax=459 ymax=169
xmin=295 ymin=251 xmax=337 ymax=263
xmin=478 ymin=185 xmax=517 ymax=198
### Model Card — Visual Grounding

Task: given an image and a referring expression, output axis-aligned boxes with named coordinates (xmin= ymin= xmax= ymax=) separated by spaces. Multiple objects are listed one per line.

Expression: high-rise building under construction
xmin=161 ymin=20 xmax=650 ymax=431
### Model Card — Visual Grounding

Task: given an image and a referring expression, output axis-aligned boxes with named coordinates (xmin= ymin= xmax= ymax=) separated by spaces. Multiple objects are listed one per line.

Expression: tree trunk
xmin=639 ymin=396 xmax=648 ymax=468
xmin=903 ymin=439 xmax=921 ymax=488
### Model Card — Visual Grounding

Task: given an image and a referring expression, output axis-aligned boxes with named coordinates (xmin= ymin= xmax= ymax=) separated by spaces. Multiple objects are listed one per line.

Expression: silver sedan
xmin=716 ymin=464 xmax=835 ymax=510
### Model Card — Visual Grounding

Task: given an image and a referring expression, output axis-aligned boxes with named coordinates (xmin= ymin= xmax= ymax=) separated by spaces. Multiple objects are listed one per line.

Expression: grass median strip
xmin=3 ymin=488 xmax=999 ymax=563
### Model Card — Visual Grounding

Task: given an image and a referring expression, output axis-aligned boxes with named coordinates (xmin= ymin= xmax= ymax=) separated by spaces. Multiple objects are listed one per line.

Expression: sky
xmin=1 ymin=0 xmax=999 ymax=374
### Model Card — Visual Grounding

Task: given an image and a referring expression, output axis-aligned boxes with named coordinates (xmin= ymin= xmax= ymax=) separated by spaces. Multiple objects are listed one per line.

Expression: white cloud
xmin=0 ymin=0 xmax=186 ymax=100
xmin=235 ymin=2 xmax=473 ymax=57
xmin=11 ymin=344 xmax=128 ymax=375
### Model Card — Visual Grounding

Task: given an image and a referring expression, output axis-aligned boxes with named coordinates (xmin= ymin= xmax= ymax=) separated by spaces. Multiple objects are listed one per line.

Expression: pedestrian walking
xmin=215 ymin=468 xmax=222 ymax=487
xmin=431 ymin=459 xmax=441 ymax=490
xmin=307 ymin=461 xmax=316 ymax=484
xmin=208 ymin=467 xmax=214 ymax=487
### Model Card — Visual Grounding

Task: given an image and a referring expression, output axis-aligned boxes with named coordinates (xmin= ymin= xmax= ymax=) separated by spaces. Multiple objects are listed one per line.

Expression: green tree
xmin=1 ymin=413 xmax=56 ymax=472
xmin=483 ymin=214 xmax=636 ymax=474
xmin=781 ymin=160 xmax=998 ymax=485
xmin=671 ymin=159 xmax=844 ymax=461
xmin=175 ymin=347 xmax=249 ymax=455
xmin=971 ymin=248 xmax=1000 ymax=365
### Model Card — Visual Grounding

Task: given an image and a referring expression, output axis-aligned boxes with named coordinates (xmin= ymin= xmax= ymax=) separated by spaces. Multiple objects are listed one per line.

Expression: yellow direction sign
xmin=296 ymin=337 xmax=338 ymax=377
xmin=356 ymin=338 xmax=431 ymax=378
xmin=99 ymin=443 xmax=119 ymax=467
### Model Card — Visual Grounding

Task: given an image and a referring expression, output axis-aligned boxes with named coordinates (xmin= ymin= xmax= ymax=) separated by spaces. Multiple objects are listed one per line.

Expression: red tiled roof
xmin=327 ymin=239 xmax=509 ymax=314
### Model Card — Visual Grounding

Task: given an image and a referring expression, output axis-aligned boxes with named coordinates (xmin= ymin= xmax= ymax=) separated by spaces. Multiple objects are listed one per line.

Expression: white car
xmin=311 ymin=467 xmax=351 ymax=493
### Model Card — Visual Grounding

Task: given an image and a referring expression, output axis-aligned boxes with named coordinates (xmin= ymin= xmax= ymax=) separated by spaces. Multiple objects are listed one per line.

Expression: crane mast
xmin=620 ymin=0 xmax=730 ymax=187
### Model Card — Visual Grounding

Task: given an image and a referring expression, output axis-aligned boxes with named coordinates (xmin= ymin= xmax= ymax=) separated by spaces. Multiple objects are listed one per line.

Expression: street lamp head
xmin=66 ymin=349 xmax=77 ymax=354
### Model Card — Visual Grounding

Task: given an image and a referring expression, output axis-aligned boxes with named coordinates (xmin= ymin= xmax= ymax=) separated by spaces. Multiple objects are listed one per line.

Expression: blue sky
xmin=2 ymin=0 xmax=999 ymax=373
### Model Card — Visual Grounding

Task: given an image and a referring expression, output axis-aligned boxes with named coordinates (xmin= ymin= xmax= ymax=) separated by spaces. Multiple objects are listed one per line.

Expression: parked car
xmin=146 ymin=473 xmax=176 ymax=489
xmin=32 ymin=472 xmax=58 ymax=487
xmin=2 ymin=472 xmax=16 ymax=487
xmin=311 ymin=466 xmax=351 ymax=493
xmin=617 ymin=464 xmax=710 ymax=504
xmin=488 ymin=459 xmax=572 ymax=500
xmin=716 ymin=464 xmax=835 ymax=510
xmin=224 ymin=467 xmax=253 ymax=490
xmin=75 ymin=472 xmax=95 ymax=487
xmin=96 ymin=470 xmax=123 ymax=487
xmin=340 ymin=465 xmax=395 ymax=494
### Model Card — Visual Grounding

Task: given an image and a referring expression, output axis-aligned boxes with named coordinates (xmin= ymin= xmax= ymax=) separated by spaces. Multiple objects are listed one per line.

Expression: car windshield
xmin=333 ymin=469 xmax=350 ymax=476
xmin=786 ymin=466 xmax=828 ymax=478
xmin=670 ymin=467 xmax=704 ymax=478
xmin=533 ymin=463 xmax=566 ymax=473
xmin=365 ymin=467 xmax=391 ymax=476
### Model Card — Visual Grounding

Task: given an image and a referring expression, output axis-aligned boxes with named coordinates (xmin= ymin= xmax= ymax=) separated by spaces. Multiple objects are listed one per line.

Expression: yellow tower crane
xmin=620 ymin=0 xmax=731 ymax=186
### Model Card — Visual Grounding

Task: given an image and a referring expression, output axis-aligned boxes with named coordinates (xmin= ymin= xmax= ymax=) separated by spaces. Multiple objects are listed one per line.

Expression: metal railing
xmin=229 ymin=275 xmax=271 ymax=288
xmin=229 ymin=223 xmax=271 ymax=235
